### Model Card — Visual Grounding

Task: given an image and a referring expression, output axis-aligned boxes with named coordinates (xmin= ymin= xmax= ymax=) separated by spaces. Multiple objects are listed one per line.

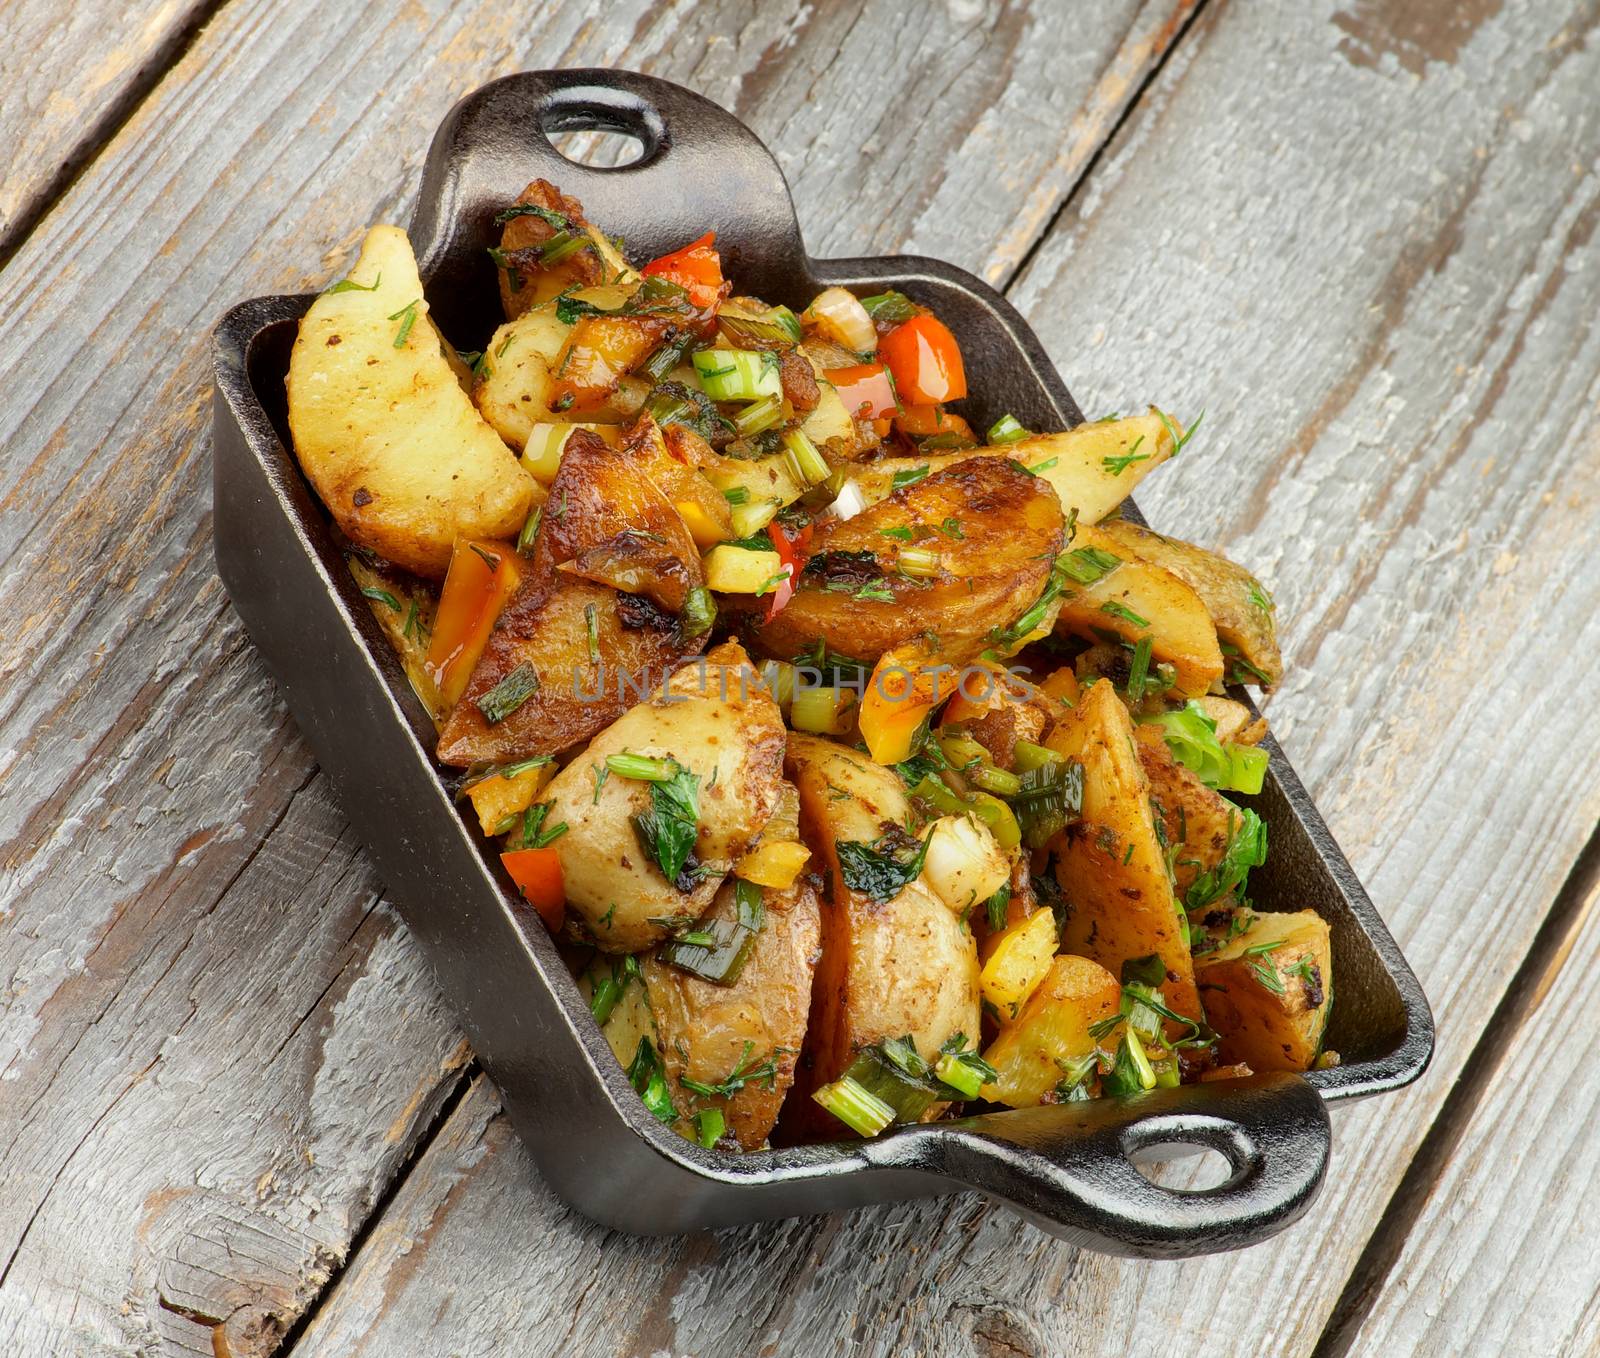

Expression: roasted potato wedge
xmin=345 ymin=554 xmax=443 ymax=723
xmin=538 ymin=641 xmax=786 ymax=952
xmin=1194 ymin=910 xmax=1332 ymax=1071
xmin=1133 ymin=723 xmax=1237 ymax=899
xmin=754 ymin=457 xmax=1066 ymax=666
xmin=1053 ymin=524 xmax=1224 ymax=698
xmin=842 ymin=410 xmax=1178 ymax=523
xmin=436 ymin=430 xmax=708 ymax=765
xmin=1095 ymin=517 xmax=1282 ymax=687
xmin=646 ymin=878 xmax=822 ymax=1149
xmin=286 ymin=225 xmax=537 ymax=577
xmin=1049 ymin=681 xmax=1204 ymax=1026
xmin=982 ymin=955 xmax=1121 ymax=1107
xmin=785 ymin=733 xmax=913 ymax=886
xmin=793 ymin=877 xmax=979 ymax=1138
xmin=494 ymin=179 xmax=628 ymax=319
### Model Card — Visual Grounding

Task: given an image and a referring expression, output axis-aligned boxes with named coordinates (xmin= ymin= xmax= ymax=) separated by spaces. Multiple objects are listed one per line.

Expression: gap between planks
xmin=0 ymin=0 xmax=233 ymax=272
xmin=1311 ymin=819 xmax=1600 ymax=1358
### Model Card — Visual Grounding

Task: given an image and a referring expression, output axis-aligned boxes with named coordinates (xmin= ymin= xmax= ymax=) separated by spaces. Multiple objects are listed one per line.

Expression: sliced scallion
xmin=605 ymin=752 xmax=680 ymax=782
xmin=475 ymin=663 xmax=540 ymax=724
xmin=693 ymin=348 xmax=782 ymax=402
xmin=812 ymin=1075 xmax=895 ymax=1137
xmin=986 ymin=414 xmax=1029 ymax=444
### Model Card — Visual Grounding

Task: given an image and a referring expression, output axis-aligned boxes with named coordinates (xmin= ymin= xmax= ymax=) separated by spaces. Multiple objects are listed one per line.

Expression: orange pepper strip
xmin=501 ymin=847 xmax=565 ymax=932
xmin=425 ymin=539 xmax=522 ymax=708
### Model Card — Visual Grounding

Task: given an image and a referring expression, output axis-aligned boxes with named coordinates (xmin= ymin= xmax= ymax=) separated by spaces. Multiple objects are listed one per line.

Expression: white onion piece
xmin=922 ymin=815 xmax=1010 ymax=915
xmin=803 ymin=287 xmax=877 ymax=354
xmin=825 ymin=479 xmax=868 ymax=521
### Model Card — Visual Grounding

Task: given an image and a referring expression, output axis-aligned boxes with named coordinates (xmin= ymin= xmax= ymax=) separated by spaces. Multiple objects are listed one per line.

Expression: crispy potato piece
xmin=1049 ymin=681 xmax=1203 ymax=1026
xmin=287 ymin=225 xmax=537 ymax=577
xmin=754 ymin=457 xmax=1066 ymax=666
xmin=345 ymin=554 xmax=443 ymax=723
xmin=1132 ymin=724 xmax=1236 ymax=899
xmin=982 ymin=955 xmax=1121 ymax=1108
xmin=1053 ymin=525 xmax=1223 ymax=698
xmin=494 ymin=179 xmax=627 ymax=319
xmin=646 ymin=878 xmax=822 ymax=1149
xmin=1192 ymin=694 xmax=1266 ymax=746
xmin=1195 ymin=910 xmax=1332 ymax=1071
xmin=435 ymin=430 xmax=707 ymax=765
xmin=842 ymin=410 xmax=1178 ymax=522
xmin=1095 ymin=517 xmax=1282 ymax=687
xmin=785 ymin=733 xmax=913 ymax=888
xmin=539 ymin=641 xmax=785 ymax=952
xmin=794 ymin=878 xmax=980 ymax=1139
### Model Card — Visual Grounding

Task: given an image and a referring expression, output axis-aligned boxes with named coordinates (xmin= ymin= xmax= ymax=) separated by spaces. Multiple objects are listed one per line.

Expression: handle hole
xmin=545 ymin=127 xmax=647 ymax=170
xmin=1129 ymin=1146 xmax=1236 ymax=1192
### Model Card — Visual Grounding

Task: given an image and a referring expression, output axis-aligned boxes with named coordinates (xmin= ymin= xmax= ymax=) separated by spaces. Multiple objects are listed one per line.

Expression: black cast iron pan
xmin=211 ymin=69 xmax=1433 ymax=1257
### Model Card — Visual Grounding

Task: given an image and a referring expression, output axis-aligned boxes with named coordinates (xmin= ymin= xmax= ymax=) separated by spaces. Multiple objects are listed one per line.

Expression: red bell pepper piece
xmin=878 ymin=314 xmax=967 ymax=406
xmin=641 ymin=231 xmax=725 ymax=310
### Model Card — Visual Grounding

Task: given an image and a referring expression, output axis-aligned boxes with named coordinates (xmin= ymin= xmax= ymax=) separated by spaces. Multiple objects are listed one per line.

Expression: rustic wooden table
xmin=3 ymin=1 xmax=1598 ymax=1354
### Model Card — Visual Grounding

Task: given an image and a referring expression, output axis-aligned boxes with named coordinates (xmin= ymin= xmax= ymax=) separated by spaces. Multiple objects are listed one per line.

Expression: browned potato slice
xmin=1133 ymin=723 xmax=1237 ymax=899
xmin=1049 ymin=681 xmax=1204 ymax=1026
xmin=345 ymin=554 xmax=443 ymax=724
xmin=754 ymin=457 xmax=1066 ymax=666
xmin=982 ymin=955 xmax=1122 ymax=1107
xmin=646 ymin=878 xmax=822 ymax=1149
xmin=792 ymin=878 xmax=979 ymax=1140
xmin=539 ymin=641 xmax=785 ymax=952
xmin=1095 ymin=517 xmax=1282 ymax=687
xmin=1194 ymin=910 xmax=1332 ymax=1071
xmin=436 ymin=430 xmax=707 ymax=765
xmin=494 ymin=179 xmax=626 ymax=319
xmin=784 ymin=733 xmax=913 ymax=890
xmin=287 ymin=225 xmax=537 ymax=578
xmin=842 ymin=410 xmax=1179 ymax=523
xmin=1053 ymin=525 xmax=1223 ymax=698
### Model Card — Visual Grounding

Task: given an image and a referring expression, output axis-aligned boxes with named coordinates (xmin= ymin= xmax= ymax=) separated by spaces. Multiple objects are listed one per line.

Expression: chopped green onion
xmin=1099 ymin=600 xmax=1150 ymax=629
xmin=790 ymin=684 xmax=855 ymax=735
xmin=891 ymin=465 xmax=930 ymax=490
xmin=584 ymin=602 xmax=600 ymax=664
xmin=387 ymin=298 xmax=420 ymax=348
xmin=1126 ymin=636 xmax=1154 ymax=701
xmin=1227 ymin=743 xmax=1270 ymax=795
xmin=812 ymin=1075 xmax=895 ymax=1137
xmin=361 ymin=585 xmax=401 ymax=611
xmin=1011 ymin=740 xmax=1062 ymax=774
xmin=640 ymin=333 xmax=694 ymax=385
xmin=858 ymin=291 xmax=919 ymax=324
xmin=693 ymin=348 xmax=782 ymax=402
xmin=1012 ymin=757 xmax=1085 ymax=851
xmin=627 ymin=1037 xmax=678 ymax=1125
xmin=896 ymin=546 xmax=940 ymax=578
xmin=969 ymin=763 xmax=1021 ymax=797
xmin=1059 ymin=546 xmax=1123 ymax=584
xmin=589 ymin=954 xmax=641 ymax=1025
xmin=659 ymin=880 xmax=765 ymax=986
xmin=681 ymin=586 xmax=717 ymax=638
xmin=934 ymin=1048 xmax=996 ymax=1100
xmin=694 ymin=1107 xmax=726 ymax=1149
xmin=986 ymin=414 xmax=1029 ymax=444
xmin=732 ymin=393 xmax=785 ymax=437
xmin=516 ymin=505 xmax=542 ymax=553
xmin=781 ymin=428 xmax=830 ymax=486
xmin=540 ymin=231 xmax=587 ymax=266
xmin=768 ymin=305 xmax=803 ymax=342
xmin=1102 ymin=1028 xmax=1157 ymax=1097
xmin=324 ymin=272 xmax=381 ymax=294
xmin=475 ymin=662 xmax=540 ymax=724
xmin=606 ymin=752 xmax=680 ymax=782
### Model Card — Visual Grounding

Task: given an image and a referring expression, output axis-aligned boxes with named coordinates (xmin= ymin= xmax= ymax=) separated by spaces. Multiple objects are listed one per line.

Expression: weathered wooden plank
xmin=0 ymin=0 xmax=218 ymax=258
xmin=1332 ymin=850 xmax=1600 ymax=1358
xmin=287 ymin=1 xmax=1600 ymax=1354
xmin=0 ymin=1 xmax=1193 ymax=1352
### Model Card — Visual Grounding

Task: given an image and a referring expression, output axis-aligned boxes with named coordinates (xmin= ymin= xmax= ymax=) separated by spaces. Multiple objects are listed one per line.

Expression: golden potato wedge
xmin=435 ymin=430 xmax=708 ymax=766
xmin=792 ymin=877 xmax=980 ymax=1139
xmin=754 ymin=456 xmax=1066 ymax=666
xmin=1194 ymin=910 xmax=1332 ymax=1071
xmin=1049 ymin=681 xmax=1204 ymax=1026
xmin=345 ymin=554 xmax=443 ymax=723
xmin=981 ymin=955 xmax=1121 ymax=1108
xmin=1132 ymin=723 xmax=1237 ymax=899
xmin=840 ymin=410 xmax=1178 ymax=523
xmin=1053 ymin=524 xmax=1223 ymax=698
xmin=1095 ymin=517 xmax=1282 ymax=687
xmin=646 ymin=878 xmax=822 ymax=1149
xmin=577 ymin=955 xmax=657 ymax=1070
xmin=286 ymin=224 xmax=537 ymax=577
xmin=538 ymin=641 xmax=786 ymax=952
xmin=473 ymin=304 xmax=575 ymax=449
xmin=785 ymin=733 xmax=913 ymax=893
xmin=493 ymin=179 xmax=612 ymax=319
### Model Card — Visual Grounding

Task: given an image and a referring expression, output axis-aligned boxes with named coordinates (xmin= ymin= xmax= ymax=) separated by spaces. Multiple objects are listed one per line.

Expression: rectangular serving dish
xmin=212 ymin=70 xmax=1432 ymax=1258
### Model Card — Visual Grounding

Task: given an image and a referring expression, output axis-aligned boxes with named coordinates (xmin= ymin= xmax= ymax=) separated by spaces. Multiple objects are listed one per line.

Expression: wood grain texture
xmin=0 ymin=1 xmax=1192 ymax=1353
xmin=0 ymin=0 xmax=219 ymax=256
xmin=287 ymin=1 xmax=1600 ymax=1355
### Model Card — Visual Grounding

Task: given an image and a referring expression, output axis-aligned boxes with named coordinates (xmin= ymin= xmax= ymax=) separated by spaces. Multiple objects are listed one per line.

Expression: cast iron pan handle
xmin=862 ymin=1074 xmax=1330 ymax=1258
xmin=412 ymin=69 xmax=812 ymax=338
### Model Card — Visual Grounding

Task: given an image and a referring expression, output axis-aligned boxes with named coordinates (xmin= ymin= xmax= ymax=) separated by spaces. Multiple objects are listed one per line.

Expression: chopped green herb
xmin=680 ymin=1040 xmax=782 ymax=1099
xmin=630 ymin=761 xmax=704 ymax=888
xmin=1251 ymin=960 xmax=1286 ymax=995
xmin=891 ymin=465 xmax=931 ymax=490
xmin=324 ymin=272 xmax=381 ymax=294
xmin=859 ymin=290 xmax=919 ymax=324
xmin=836 ymin=829 xmax=932 ymax=902
xmin=1058 ymin=546 xmax=1123 ymax=585
xmin=475 ymin=662 xmax=540 ymax=724
xmin=694 ymin=1107 xmax=726 ymax=1149
xmin=584 ymin=602 xmax=600 ymax=664
xmin=387 ymin=299 xmax=421 ymax=348
xmin=986 ymin=414 xmax=1029 ymax=444
xmin=627 ymin=1038 xmax=678 ymax=1125
xmin=812 ymin=1075 xmax=895 ymax=1137
xmin=1101 ymin=435 xmax=1150 ymax=476
xmin=1126 ymin=636 xmax=1154 ymax=701
xmin=1099 ymin=600 xmax=1151 ymax=629
xmin=361 ymin=585 xmax=401 ymax=611
xmin=1157 ymin=408 xmax=1204 ymax=458
xmin=517 ymin=505 xmax=542 ymax=553
xmin=588 ymin=953 xmax=641 ymax=1025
